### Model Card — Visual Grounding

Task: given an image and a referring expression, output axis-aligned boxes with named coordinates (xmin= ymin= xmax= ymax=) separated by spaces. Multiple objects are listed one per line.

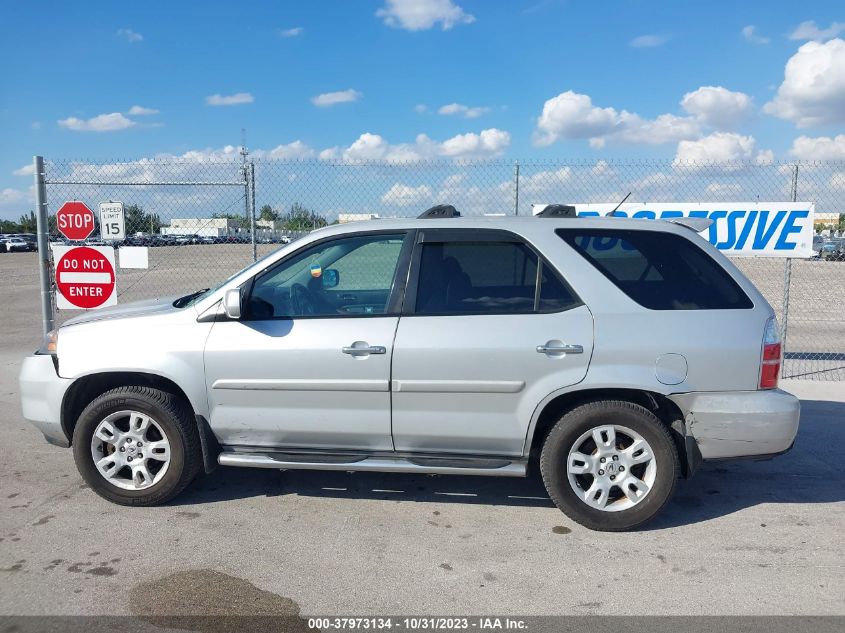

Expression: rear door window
xmin=557 ymin=229 xmax=752 ymax=310
xmin=413 ymin=240 xmax=580 ymax=315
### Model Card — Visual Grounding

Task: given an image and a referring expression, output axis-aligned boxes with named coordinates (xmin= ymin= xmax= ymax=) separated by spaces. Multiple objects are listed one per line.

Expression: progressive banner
xmin=533 ymin=203 xmax=816 ymax=258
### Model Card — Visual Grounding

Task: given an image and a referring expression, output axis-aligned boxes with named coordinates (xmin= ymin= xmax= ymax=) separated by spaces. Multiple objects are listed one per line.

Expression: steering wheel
xmin=290 ymin=283 xmax=317 ymax=316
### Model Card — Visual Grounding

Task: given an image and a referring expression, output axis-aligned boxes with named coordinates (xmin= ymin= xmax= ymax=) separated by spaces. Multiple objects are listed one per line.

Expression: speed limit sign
xmin=98 ymin=202 xmax=125 ymax=241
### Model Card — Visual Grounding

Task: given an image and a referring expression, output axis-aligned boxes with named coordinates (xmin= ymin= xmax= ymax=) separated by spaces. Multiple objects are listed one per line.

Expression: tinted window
xmin=414 ymin=241 xmax=579 ymax=315
xmin=557 ymin=229 xmax=752 ymax=310
xmin=248 ymin=233 xmax=406 ymax=318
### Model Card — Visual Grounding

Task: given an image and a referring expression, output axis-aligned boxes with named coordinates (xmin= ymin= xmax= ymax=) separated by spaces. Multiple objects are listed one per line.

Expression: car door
xmin=204 ymin=230 xmax=413 ymax=451
xmin=391 ymin=228 xmax=594 ymax=456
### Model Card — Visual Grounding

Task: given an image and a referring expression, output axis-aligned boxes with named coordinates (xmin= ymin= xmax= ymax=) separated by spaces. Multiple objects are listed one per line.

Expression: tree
xmin=18 ymin=211 xmax=37 ymax=233
xmin=279 ymin=202 xmax=328 ymax=231
xmin=124 ymin=204 xmax=163 ymax=234
xmin=0 ymin=211 xmax=37 ymax=233
xmin=259 ymin=205 xmax=279 ymax=222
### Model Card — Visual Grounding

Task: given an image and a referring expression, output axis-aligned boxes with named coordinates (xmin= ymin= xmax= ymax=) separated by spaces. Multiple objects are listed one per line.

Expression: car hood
xmin=61 ymin=294 xmax=186 ymax=327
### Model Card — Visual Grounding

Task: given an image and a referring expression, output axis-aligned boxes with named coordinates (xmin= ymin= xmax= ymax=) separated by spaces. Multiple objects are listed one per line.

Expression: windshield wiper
xmin=173 ymin=289 xmax=210 ymax=308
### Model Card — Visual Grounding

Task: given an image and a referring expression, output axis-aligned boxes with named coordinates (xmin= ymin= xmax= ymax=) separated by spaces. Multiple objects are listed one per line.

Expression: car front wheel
xmin=540 ymin=400 xmax=679 ymax=531
xmin=72 ymin=386 xmax=202 ymax=506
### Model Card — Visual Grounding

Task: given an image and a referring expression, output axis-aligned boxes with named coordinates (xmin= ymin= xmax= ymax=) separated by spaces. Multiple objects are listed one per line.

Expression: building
xmin=161 ymin=218 xmax=242 ymax=237
xmin=338 ymin=213 xmax=379 ymax=224
xmin=813 ymin=212 xmax=842 ymax=227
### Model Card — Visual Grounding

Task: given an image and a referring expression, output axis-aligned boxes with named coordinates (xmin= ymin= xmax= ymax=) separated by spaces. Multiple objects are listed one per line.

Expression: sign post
xmin=52 ymin=245 xmax=117 ymax=309
xmin=98 ymin=202 xmax=125 ymax=241
xmin=56 ymin=201 xmax=96 ymax=241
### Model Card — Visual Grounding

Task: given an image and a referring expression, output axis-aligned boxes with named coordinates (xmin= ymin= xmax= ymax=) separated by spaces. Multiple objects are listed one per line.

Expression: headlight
xmin=37 ymin=329 xmax=59 ymax=355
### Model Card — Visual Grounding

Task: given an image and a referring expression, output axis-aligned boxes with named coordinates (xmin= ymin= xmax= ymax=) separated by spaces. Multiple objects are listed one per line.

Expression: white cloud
xmin=311 ymin=89 xmax=362 ymax=107
xmin=788 ymin=20 xmax=845 ymax=41
xmin=414 ymin=104 xmax=428 ymax=113
xmin=322 ymin=129 xmax=511 ymax=162
xmin=438 ymin=103 xmax=490 ymax=118
xmin=629 ymin=34 xmax=667 ymax=48
xmin=116 ymin=28 xmax=143 ymax=43
xmin=706 ymin=182 xmax=743 ymax=195
xmin=264 ymin=141 xmax=316 ymax=160
xmin=31 ymin=121 xmax=41 ymax=130
xmin=673 ymin=132 xmax=758 ymax=166
xmin=127 ymin=105 xmax=159 ymax=116
xmin=13 ymin=164 xmax=35 ymax=177
xmin=741 ymin=25 xmax=769 ymax=44
xmin=440 ymin=129 xmax=510 ymax=157
xmin=764 ymin=39 xmax=845 ymax=127
xmin=278 ymin=27 xmax=304 ymax=37
xmin=518 ymin=166 xmax=574 ymax=196
xmin=789 ymin=134 xmax=845 ymax=160
xmin=381 ymin=183 xmax=432 ymax=207
xmin=376 ymin=0 xmax=475 ymax=31
xmin=58 ymin=112 xmax=135 ymax=132
xmin=755 ymin=149 xmax=775 ymax=165
xmin=205 ymin=92 xmax=254 ymax=106
xmin=681 ymin=86 xmax=753 ymax=130
xmin=533 ymin=90 xmax=700 ymax=147
xmin=0 ymin=186 xmax=34 ymax=218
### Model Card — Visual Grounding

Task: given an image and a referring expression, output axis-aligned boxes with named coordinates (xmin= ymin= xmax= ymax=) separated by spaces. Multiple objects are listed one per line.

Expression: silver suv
xmin=19 ymin=209 xmax=799 ymax=530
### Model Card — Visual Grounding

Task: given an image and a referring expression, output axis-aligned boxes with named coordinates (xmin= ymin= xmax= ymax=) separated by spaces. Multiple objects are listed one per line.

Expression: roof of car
xmin=312 ymin=214 xmax=699 ymax=237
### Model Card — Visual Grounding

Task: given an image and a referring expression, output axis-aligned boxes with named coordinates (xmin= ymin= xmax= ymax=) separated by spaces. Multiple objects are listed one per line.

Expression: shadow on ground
xmin=175 ymin=400 xmax=845 ymax=529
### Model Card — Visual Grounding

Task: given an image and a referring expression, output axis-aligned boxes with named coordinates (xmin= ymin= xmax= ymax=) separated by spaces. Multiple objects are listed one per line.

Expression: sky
xmin=1 ymin=0 xmax=844 ymax=220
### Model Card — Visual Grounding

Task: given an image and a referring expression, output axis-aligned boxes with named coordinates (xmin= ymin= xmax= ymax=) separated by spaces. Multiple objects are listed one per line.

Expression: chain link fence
xmin=40 ymin=157 xmax=844 ymax=380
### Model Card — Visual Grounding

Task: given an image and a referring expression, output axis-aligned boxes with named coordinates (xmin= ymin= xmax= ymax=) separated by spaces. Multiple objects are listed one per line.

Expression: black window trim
xmin=403 ymin=228 xmax=583 ymax=317
xmin=241 ymin=228 xmax=417 ymax=321
xmin=556 ymin=227 xmax=754 ymax=311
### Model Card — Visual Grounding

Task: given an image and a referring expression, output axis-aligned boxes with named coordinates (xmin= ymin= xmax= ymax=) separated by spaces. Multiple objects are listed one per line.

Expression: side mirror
xmin=223 ymin=288 xmax=242 ymax=319
xmin=322 ymin=268 xmax=340 ymax=289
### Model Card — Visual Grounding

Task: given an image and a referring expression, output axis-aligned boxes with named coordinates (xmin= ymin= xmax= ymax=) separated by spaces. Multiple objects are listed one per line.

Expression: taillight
xmin=760 ymin=316 xmax=781 ymax=390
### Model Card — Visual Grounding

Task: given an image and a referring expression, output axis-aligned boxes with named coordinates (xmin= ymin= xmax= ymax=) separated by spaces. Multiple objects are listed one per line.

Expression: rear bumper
xmin=668 ymin=389 xmax=800 ymax=460
xmin=19 ymin=354 xmax=73 ymax=447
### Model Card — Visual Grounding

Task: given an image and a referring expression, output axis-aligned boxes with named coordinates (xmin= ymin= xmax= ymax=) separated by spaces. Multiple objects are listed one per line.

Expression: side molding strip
xmin=391 ymin=380 xmax=525 ymax=394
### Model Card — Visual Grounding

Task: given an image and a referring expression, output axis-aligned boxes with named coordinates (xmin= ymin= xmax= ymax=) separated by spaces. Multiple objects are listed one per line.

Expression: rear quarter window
xmin=556 ymin=228 xmax=753 ymax=310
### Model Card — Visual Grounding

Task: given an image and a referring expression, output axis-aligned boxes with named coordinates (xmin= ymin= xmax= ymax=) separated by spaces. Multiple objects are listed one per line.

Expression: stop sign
xmin=55 ymin=246 xmax=116 ymax=309
xmin=57 ymin=201 xmax=96 ymax=241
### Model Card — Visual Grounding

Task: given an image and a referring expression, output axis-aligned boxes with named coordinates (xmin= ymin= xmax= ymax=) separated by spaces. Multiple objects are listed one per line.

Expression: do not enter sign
xmin=53 ymin=246 xmax=118 ymax=309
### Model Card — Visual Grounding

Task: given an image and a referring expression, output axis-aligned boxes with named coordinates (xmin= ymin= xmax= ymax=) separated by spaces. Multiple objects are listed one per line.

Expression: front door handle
xmin=342 ymin=342 xmax=387 ymax=356
xmin=536 ymin=342 xmax=584 ymax=355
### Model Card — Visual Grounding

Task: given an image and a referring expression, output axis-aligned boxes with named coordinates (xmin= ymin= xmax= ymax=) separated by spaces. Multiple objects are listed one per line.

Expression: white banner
xmin=533 ymin=202 xmax=816 ymax=258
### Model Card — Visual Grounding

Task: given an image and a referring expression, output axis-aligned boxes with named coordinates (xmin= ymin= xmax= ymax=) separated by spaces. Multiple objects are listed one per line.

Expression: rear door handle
xmin=536 ymin=343 xmax=584 ymax=355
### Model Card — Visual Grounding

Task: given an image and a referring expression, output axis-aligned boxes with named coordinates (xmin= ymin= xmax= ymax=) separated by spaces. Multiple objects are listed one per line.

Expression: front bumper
xmin=669 ymin=389 xmax=800 ymax=460
xmin=19 ymin=354 xmax=73 ymax=447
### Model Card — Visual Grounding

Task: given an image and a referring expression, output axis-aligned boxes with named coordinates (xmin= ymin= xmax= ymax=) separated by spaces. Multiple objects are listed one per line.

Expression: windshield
xmin=172 ymin=246 xmax=287 ymax=308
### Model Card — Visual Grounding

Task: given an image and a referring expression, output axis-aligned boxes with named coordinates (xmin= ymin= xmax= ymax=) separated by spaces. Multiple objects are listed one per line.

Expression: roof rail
xmin=418 ymin=204 xmax=460 ymax=219
xmin=535 ymin=204 xmax=577 ymax=218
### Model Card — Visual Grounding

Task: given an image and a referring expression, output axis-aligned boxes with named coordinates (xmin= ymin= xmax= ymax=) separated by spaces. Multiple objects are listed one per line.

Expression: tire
xmin=540 ymin=400 xmax=679 ymax=531
xmin=72 ymin=386 xmax=202 ymax=506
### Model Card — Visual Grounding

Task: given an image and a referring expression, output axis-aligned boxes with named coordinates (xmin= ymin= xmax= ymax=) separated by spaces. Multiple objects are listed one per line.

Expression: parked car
xmin=19 ymin=208 xmax=799 ymax=531
xmin=820 ymin=239 xmax=845 ymax=261
xmin=3 ymin=236 xmax=35 ymax=252
xmin=172 ymin=234 xmax=201 ymax=245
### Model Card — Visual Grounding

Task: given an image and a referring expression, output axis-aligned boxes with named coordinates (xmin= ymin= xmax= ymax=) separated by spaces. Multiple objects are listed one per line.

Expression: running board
xmin=218 ymin=452 xmax=526 ymax=477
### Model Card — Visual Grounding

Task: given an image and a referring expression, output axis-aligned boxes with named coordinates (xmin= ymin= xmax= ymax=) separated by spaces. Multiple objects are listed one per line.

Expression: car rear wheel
xmin=540 ymin=400 xmax=679 ymax=531
xmin=72 ymin=386 xmax=202 ymax=506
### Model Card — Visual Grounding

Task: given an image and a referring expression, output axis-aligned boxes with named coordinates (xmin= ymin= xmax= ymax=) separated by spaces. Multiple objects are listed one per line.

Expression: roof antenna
xmin=606 ymin=192 xmax=631 ymax=217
